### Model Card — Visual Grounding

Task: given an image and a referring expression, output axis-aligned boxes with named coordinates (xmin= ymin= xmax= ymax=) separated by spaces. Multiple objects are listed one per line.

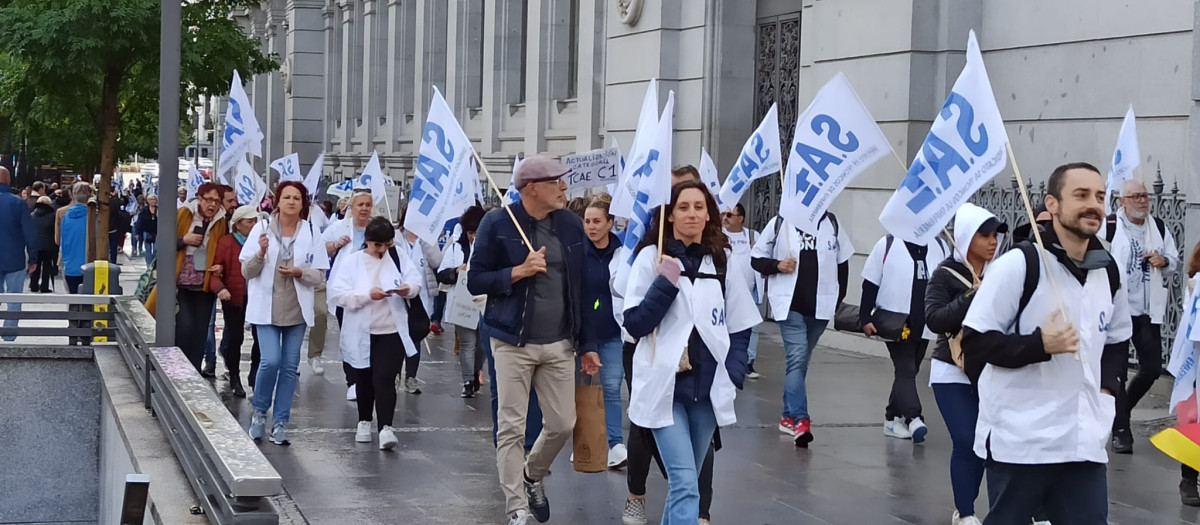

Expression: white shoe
xmin=952 ymin=511 xmax=983 ymax=525
xmin=379 ymin=426 xmax=398 ymax=450
xmin=508 ymin=510 xmax=529 ymax=525
xmin=608 ymin=443 xmax=629 ymax=469
xmin=355 ymin=421 xmax=372 ymax=443
xmin=908 ymin=417 xmax=928 ymax=444
xmin=309 ymin=357 xmax=324 ymax=376
xmin=883 ymin=417 xmax=912 ymax=439
xmin=346 ymin=384 xmax=357 ymax=401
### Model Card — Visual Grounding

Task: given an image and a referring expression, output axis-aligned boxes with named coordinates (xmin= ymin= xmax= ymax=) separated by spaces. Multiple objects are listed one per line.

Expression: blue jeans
xmin=482 ymin=320 xmax=542 ymax=450
xmin=596 ymin=337 xmax=625 ymax=447
xmin=777 ymin=311 xmax=828 ymax=421
xmin=252 ymin=323 xmax=307 ymax=424
xmin=204 ymin=305 xmax=217 ymax=366
xmin=747 ymin=324 xmax=760 ymax=363
xmin=142 ymin=239 xmax=156 ymax=267
xmin=933 ymin=382 xmax=985 ymax=517
xmin=651 ymin=400 xmax=718 ymax=525
xmin=0 ymin=270 xmax=26 ymax=341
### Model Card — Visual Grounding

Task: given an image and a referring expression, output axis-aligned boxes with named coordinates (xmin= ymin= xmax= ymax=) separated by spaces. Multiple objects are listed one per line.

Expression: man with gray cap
xmin=468 ymin=155 xmax=602 ymax=525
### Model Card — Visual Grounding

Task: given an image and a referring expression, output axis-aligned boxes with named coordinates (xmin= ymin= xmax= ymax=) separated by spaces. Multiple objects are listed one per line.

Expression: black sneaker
xmin=201 ymin=361 xmax=217 ymax=378
xmin=230 ymin=376 xmax=246 ymax=398
xmin=1182 ymin=479 xmax=1200 ymax=507
xmin=746 ymin=360 xmax=761 ymax=380
xmin=523 ymin=472 xmax=550 ymax=522
xmin=1111 ymin=428 xmax=1133 ymax=454
xmin=470 ymin=378 xmax=482 ymax=395
xmin=461 ymin=382 xmax=475 ymax=398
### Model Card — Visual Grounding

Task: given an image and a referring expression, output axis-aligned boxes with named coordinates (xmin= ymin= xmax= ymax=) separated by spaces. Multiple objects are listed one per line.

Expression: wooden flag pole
xmin=472 ymin=149 xmax=534 ymax=253
xmin=1006 ymin=142 xmax=1076 ymax=359
xmin=777 ymin=170 xmax=792 ymax=255
xmin=652 ymin=201 xmax=667 ymax=362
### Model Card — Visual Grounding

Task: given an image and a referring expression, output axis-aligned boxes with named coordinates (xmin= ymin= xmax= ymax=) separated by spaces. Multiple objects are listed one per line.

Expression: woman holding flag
xmin=622 ymin=180 xmax=758 ymax=524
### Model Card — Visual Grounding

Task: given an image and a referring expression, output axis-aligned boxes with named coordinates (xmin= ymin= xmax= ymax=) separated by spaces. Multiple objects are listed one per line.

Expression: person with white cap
xmin=468 ymin=155 xmax=601 ymax=525
xmin=209 ymin=205 xmax=260 ymax=398
xmin=923 ymin=203 xmax=1007 ymax=525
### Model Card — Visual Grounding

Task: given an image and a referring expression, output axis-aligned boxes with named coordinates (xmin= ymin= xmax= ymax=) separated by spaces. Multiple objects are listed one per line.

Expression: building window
xmin=466 ymin=0 xmax=485 ymax=108
xmin=567 ymin=0 xmax=578 ymax=99
xmin=518 ymin=0 xmax=527 ymax=103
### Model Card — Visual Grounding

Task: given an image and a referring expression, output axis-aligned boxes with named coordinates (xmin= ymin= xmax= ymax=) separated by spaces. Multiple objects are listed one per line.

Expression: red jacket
xmin=209 ymin=234 xmax=248 ymax=307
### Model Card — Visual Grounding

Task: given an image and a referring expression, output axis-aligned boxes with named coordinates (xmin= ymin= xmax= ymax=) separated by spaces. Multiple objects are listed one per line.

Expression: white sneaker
xmin=883 ymin=417 xmax=912 ymax=439
xmin=309 ymin=357 xmax=324 ymax=376
xmin=346 ymin=384 xmax=357 ymax=401
xmin=355 ymin=421 xmax=372 ymax=443
xmin=608 ymin=443 xmax=629 ymax=469
xmin=379 ymin=426 xmax=398 ymax=450
xmin=952 ymin=511 xmax=983 ymax=525
xmin=508 ymin=510 xmax=529 ymax=525
xmin=908 ymin=417 xmax=928 ymax=444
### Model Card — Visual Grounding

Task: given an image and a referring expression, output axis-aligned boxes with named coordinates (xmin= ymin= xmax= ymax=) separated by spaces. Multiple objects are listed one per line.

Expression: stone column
xmin=284 ymin=0 xmax=326 ymax=172
xmin=361 ymin=0 xmax=380 ymax=150
xmin=414 ymin=0 xmax=448 ymax=128
xmin=338 ymin=0 xmax=355 ymax=152
xmin=264 ymin=8 xmax=287 ymax=172
xmin=574 ymin=0 xmax=604 ymax=152
xmin=1186 ymin=0 xmax=1200 ymax=247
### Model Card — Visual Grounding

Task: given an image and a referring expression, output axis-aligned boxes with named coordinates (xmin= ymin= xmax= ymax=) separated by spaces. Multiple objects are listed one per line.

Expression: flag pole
xmin=1006 ymin=142 xmax=1076 ymax=359
xmin=472 ymin=148 xmax=534 ymax=253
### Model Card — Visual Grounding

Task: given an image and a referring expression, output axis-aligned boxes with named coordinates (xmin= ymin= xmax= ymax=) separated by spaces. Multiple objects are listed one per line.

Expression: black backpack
xmin=387 ymin=246 xmax=431 ymax=343
xmin=1103 ymin=213 xmax=1165 ymax=243
xmin=1010 ymin=240 xmax=1120 ymax=333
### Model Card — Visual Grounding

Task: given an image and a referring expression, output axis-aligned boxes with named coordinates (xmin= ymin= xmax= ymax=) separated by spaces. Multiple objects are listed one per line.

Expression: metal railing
xmin=0 ymin=294 xmax=284 ymax=524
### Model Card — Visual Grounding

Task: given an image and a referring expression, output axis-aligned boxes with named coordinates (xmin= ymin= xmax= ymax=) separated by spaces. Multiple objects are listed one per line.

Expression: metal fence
xmin=969 ymin=166 xmax=1187 ymax=366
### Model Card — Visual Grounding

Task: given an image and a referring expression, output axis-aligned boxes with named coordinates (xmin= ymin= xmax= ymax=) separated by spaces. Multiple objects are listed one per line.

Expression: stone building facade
xmin=231 ymin=0 xmax=1200 ymax=298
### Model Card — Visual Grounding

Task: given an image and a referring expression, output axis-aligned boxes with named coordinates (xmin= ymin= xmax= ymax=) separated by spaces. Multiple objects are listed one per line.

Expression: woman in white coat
xmin=329 ymin=217 xmax=423 ymax=450
xmin=240 ymin=181 xmax=330 ymax=446
xmin=621 ymin=181 xmax=760 ymax=525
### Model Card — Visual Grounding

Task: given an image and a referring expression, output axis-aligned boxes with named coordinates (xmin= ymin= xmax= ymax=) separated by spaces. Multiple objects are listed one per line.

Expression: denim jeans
xmin=596 ymin=337 xmax=625 ymax=447
xmin=142 ymin=239 xmax=156 ymax=267
xmin=252 ymin=323 xmax=307 ymax=424
xmin=747 ymin=324 xmax=760 ymax=364
xmin=777 ymin=311 xmax=828 ymax=421
xmin=0 ymin=270 xmax=26 ymax=341
xmin=651 ymin=400 xmax=718 ymax=525
xmin=482 ymin=320 xmax=542 ymax=450
xmin=457 ymin=325 xmax=479 ymax=383
xmin=933 ymin=382 xmax=985 ymax=518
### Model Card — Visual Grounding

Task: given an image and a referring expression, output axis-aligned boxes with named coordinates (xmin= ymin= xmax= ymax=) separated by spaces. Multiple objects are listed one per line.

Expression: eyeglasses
xmin=198 ymin=196 xmax=221 ymax=205
xmin=724 ymin=212 xmax=742 ymax=218
xmin=1123 ymin=193 xmax=1149 ymax=202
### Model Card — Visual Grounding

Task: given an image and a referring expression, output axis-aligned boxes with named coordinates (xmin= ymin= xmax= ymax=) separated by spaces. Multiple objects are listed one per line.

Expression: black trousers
xmin=984 ymin=460 xmax=1107 ymax=525
xmin=30 ymin=249 xmax=55 ymax=292
xmin=219 ymin=302 xmax=246 ymax=378
xmin=176 ymin=289 xmax=217 ymax=371
xmin=65 ymin=275 xmax=86 ymax=345
xmin=348 ymin=332 xmax=406 ymax=427
xmin=622 ymin=341 xmax=715 ymax=517
xmin=885 ymin=338 xmax=929 ymax=421
xmin=248 ymin=325 xmax=261 ymax=388
xmin=1114 ymin=315 xmax=1164 ymax=432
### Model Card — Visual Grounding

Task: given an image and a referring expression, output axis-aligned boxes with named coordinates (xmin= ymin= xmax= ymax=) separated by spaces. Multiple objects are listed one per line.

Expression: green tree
xmin=0 ymin=0 xmax=277 ymax=258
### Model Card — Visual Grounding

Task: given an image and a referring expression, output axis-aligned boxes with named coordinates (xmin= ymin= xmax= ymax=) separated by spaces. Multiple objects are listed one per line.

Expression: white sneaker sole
xmin=883 ymin=429 xmax=912 ymax=440
xmin=380 ymin=437 xmax=398 ymax=450
xmin=355 ymin=433 xmax=371 ymax=443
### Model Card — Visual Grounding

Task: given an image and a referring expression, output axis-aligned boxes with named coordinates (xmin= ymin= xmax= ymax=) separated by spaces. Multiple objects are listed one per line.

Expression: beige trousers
xmin=492 ymin=337 xmax=576 ymax=515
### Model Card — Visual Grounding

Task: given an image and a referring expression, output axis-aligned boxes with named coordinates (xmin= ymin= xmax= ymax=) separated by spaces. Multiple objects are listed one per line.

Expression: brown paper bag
xmin=573 ymin=376 xmax=608 ymax=473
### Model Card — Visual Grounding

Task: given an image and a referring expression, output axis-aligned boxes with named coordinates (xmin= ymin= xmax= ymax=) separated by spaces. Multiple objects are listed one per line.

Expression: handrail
xmin=111 ymin=297 xmax=283 ymax=523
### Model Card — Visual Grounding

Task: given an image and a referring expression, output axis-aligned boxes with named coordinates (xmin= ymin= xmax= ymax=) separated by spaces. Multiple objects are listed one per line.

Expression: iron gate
xmin=748 ymin=14 xmax=800 ymax=232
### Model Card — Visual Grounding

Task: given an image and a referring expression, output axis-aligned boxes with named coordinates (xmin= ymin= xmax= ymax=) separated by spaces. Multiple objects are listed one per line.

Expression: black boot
xmin=1111 ymin=428 xmax=1133 ymax=454
xmin=201 ymin=360 xmax=216 ymax=378
xmin=1182 ymin=479 xmax=1200 ymax=507
xmin=470 ymin=378 xmax=481 ymax=395
xmin=230 ymin=375 xmax=246 ymax=398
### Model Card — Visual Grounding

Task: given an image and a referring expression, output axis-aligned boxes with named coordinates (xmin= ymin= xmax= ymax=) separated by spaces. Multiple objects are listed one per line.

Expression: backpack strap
xmin=1105 ymin=259 xmax=1121 ymax=298
xmin=827 ymin=213 xmax=839 ymax=238
xmin=1103 ymin=213 xmax=1118 ymax=243
xmin=882 ymin=234 xmax=895 ymax=264
xmin=1154 ymin=216 xmax=1167 ymax=240
xmin=1014 ymin=241 xmax=1040 ymax=333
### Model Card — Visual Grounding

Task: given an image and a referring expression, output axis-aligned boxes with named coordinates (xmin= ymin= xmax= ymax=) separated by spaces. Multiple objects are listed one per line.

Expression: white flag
xmin=233 ymin=157 xmax=267 ymax=207
xmin=1170 ymin=284 xmax=1200 ymax=413
xmin=1105 ymin=106 xmax=1140 ymax=215
xmin=615 ymin=91 xmax=675 ymax=283
xmin=503 ymin=155 xmax=522 ymax=206
xmin=611 ymin=79 xmax=659 ymax=219
xmin=698 ymin=148 xmax=720 ymax=196
xmin=357 ymin=151 xmax=389 ymax=207
xmin=779 ymin=73 xmax=890 ymax=234
xmin=216 ymin=70 xmax=264 ymax=184
xmin=716 ymin=103 xmax=783 ymax=211
xmin=185 ymin=164 xmax=205 ymax=202
xmin=879 ymin=30 xmax=1010 ymax=245
xmin=303 ymin=154 xmax=324 ymax=198
xmin=403 ymin=87 xmax=477 ymax=246
xmin=270 ymin=153 xmax=302 ymax=183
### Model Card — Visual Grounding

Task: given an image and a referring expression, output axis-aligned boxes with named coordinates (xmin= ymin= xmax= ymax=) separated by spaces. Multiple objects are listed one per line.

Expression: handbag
xmin=386 ymin=247 xmax=432 ymax=344
xmin=833 ymin=302 xmax=862 ymax=333
xmin=870 ymin=308 xmax=909 ymax=341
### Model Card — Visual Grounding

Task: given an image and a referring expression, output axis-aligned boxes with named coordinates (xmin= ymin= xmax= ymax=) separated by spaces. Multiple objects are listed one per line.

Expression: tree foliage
xmin=0 ymin=0 xmax=278 ymax=258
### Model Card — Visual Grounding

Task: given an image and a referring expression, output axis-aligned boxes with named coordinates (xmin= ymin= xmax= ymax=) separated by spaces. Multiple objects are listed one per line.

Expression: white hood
xmin=951 ymin=203 xmax=1002 ymax=265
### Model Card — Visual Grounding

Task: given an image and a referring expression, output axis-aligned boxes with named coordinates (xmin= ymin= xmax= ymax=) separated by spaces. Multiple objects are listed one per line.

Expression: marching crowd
xmin=0 ymin=156 xmax=1191 ymax=525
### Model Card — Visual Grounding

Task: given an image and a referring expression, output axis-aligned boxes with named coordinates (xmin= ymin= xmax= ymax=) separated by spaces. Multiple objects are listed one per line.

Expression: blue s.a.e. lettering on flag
xmin=403 ymin=86 xmax=477 ymax=246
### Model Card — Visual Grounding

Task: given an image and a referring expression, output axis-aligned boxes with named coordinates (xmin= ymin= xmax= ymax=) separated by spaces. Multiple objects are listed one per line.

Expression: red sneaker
xmin=429 ymin=321 xmax=444 ymax=335
xmin=778 ymin=417 xmax=796 ymax=435
xmin=794 ymin=419 xmax=814 ymax=448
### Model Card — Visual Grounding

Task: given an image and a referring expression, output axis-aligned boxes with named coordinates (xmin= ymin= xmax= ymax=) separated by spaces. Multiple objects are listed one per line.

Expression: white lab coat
xmin=963 ymin=244 xmax=1133 ymax=465
xmin=239 ymin=217 xmax=330 ymax=327
xmin=861 ymin=236 xmax=949 ymax=341
xmin=751 ymin=216 xmax=854 ymax=321
xmin=1109 ymin=211 xmax=1179 ymax=324
xmin=327 ymin=250 xmax=423 ymax=367
xmin=623 ymin=246 xmax=761 ymax=429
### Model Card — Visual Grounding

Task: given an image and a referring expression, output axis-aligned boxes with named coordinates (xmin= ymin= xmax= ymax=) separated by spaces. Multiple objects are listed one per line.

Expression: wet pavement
xmin=208 ymin=314 xmax=1198 ymax=525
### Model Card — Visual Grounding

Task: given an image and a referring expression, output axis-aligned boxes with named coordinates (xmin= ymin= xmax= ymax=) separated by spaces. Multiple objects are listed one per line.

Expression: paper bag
xmin=573 ymin=375 xmax=608 ymax=473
